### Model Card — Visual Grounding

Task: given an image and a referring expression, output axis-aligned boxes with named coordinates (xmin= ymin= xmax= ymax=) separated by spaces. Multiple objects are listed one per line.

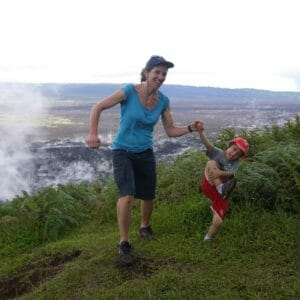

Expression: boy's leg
xmin=205 ymin=213 xmax=223 ymax=240
xmin=205 ymin=160 xmax=222 ymax=186
xmin=201 ymin=175 xmax=228 ymax=241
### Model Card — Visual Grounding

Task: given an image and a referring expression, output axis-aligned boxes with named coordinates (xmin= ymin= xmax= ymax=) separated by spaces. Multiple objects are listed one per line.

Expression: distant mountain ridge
xmin=1 ymin=82 xmax=300 ymax=102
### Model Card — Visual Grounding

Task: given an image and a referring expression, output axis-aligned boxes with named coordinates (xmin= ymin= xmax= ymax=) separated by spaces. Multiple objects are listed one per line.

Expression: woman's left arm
xmin=161 ymin=106 xmax=199 ymax=137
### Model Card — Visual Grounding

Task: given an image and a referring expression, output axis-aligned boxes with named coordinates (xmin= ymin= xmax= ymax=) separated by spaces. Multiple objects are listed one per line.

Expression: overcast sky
xmin=0 ymin=0 xmax=299 ymax=91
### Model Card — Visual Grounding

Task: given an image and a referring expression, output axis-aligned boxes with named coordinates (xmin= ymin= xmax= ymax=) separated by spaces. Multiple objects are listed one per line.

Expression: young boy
xmin=197 ymin=122 xmax=249 ymax=241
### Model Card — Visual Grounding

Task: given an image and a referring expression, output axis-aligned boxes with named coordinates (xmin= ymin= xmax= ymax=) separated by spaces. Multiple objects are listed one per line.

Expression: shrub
xmin=231 ymin=143 xmax=300 ymax=213
xmin=156 ymin=151 xmax=206 ymax=204
xmin=0 ymin=183 xmax=103 ymax=244
xmin=215 ymin=115 xmax=300 ymax=159
xmin=214 ymin=116 xmax=300 ymax=213
xmin=232 ymin=162 xmax=281 ymax=209
xmin=254 ymin=143 xmax=300 ymax=212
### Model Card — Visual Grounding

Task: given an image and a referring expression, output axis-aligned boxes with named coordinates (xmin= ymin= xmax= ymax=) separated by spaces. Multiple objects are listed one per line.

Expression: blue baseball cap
xmin=145 ymin=55 xmax=174 ymax=69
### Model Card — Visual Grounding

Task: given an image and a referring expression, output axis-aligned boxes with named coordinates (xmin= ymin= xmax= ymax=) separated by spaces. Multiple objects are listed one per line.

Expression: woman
xmin=86 ymin=55 xmax=200 ymax=265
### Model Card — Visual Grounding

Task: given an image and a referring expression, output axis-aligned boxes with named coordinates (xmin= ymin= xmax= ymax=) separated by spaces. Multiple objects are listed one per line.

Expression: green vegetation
xmin=0 ymin=116 xmax=299 ymax=299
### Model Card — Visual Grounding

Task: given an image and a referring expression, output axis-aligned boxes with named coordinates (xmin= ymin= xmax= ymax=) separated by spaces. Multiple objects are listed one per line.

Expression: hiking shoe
xmin=203 ymin=234 xmax=213 ymax=242
xmin=139 ymin=225 xmax=156 ymax=240
xmin=222 ymin=177 xmax=237 ymax=199
xmin=119 ymin=241 xmax=134 ymax=266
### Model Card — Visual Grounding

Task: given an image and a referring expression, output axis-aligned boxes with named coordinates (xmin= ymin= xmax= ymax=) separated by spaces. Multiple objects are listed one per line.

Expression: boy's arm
xmin=207 ymin=165 xmax=234 ymax=181
xmin=217 ymin=170 xmax=235 ymax=178
xmin=198 ymin=131 xmax=214 ymax=151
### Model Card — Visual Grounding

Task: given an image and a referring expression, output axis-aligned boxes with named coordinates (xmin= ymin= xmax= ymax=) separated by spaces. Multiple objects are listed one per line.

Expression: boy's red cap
xmin=229 ymin=137 xmax=249 ymax=157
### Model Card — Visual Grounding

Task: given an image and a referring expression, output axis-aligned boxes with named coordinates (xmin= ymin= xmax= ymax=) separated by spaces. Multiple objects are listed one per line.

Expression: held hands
xmin=86 ymin=134 xmax=101 ymax=149
xmin=195 ymin=120 xmax=204 ymax=132
xmin=189 ymin=121 xmax=204 ymax=132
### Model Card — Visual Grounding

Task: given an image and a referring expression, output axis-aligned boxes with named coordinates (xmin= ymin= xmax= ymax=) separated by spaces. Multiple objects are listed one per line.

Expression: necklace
xmin=136 ymin=84 xmax=158 ymax=108
xmin=146 ymin=91 xmax=158 ymax=102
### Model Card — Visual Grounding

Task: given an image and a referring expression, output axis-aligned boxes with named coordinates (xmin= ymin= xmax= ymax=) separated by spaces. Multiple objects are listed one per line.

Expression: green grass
xmin=0 ymin=199 xmax=299 ymax=299
xmin=0 ymin=116 xmax=299 ymax=299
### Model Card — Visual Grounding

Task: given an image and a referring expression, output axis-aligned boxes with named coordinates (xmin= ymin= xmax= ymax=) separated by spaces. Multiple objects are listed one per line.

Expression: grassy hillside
xmin=0 ymin=116 xmax=299 ymax=299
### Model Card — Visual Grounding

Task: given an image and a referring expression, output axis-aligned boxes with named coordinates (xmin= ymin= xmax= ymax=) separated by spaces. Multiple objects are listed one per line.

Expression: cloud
xmin=282 ymin=69 xmax=300 ymax=90
xmin=1 ymin=0 xmax=300 ymax=91
xmin=278 ymin=67 xmax=300 ymax=91
xmin=0 ymin=84 xmax=46 ymax=201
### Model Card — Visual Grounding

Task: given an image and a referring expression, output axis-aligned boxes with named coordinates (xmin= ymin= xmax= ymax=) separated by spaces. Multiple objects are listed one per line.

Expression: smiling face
xmin=146 ymin=65 xmax=168 ymax=89
xmin=225 ymin=143 xmax=244 ymax=161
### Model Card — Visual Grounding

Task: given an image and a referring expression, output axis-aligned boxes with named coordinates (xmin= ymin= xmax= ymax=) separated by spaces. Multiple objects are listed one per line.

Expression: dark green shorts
xmin=112 ymin=149 xmax=156 ymax=200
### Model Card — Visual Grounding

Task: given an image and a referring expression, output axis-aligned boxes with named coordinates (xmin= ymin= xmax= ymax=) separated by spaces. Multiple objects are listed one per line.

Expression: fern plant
xmin=0 ymin=183 xmax=103 ymax=245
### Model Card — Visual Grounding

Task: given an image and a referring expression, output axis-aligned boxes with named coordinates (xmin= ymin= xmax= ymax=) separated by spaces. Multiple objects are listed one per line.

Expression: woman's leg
xmin=140 ymin=200 xmax=154 ymax=227
xmin=139 ymin=199 xmax=156 ymax=239
xmin=117 ymin=195 xmax=134 ymax=242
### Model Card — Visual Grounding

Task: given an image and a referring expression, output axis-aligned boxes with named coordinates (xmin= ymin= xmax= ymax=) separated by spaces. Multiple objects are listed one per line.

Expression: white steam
xmin=0 ymin=84 xmax=46 ymax=201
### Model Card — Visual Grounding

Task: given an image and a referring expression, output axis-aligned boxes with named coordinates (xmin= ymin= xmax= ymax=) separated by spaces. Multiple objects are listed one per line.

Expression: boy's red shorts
xmin=201 ymin=176 xmax=229 ymax=220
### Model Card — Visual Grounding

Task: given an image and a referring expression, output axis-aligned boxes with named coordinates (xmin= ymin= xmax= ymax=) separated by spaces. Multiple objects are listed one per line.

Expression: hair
xmin=140 ymin=68 xmax=147 ymax=82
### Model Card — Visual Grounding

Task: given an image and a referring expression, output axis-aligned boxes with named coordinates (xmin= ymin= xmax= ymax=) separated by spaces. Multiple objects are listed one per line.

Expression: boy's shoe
xmin=139 ymin=225 xmax=156 ymax=240
xmin=119 ymin=241 xmax=134 ymax=266
xmin=203 ymin=234 xmax=213 ymax=242
xmin=222 ymin=177 xmax=237 ymax=199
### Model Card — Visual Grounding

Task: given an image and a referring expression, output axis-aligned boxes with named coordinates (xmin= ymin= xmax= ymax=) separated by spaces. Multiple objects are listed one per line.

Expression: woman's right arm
xmin=86 ymin=89 xmax=125 ymax=148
